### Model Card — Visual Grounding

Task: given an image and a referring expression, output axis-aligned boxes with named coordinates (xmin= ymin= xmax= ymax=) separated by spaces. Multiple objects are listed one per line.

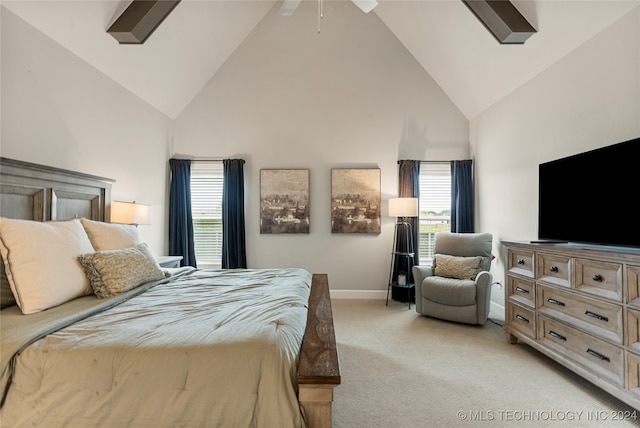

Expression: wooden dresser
xmin=503 ymin=241 xmax=640 ymax=410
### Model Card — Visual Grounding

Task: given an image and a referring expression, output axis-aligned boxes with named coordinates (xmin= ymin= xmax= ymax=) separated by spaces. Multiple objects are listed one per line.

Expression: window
xmin=190 ymin=162 xmax=223 ymax=268
xmin=418 ymin=162 xmax=451 ymax=264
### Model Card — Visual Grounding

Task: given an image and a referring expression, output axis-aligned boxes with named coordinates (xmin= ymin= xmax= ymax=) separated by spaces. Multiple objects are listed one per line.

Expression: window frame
xmin=190 ymin=161 xmax=223 ymax=269
xmin=418 ymin=162 xmax=451 ymax=265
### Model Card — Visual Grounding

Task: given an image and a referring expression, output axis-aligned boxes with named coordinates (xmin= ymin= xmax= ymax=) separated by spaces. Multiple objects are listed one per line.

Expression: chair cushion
xmin=433 ymin=254 xmax=488 ymax=280
xmin=434 ymin=232 xmax=492 ymax=261
xmin=421 ymin=276 xmax=477 ymax=306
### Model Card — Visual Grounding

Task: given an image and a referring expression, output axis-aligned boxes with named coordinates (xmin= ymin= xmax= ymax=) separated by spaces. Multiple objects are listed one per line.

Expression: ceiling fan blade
xmin=351 ymin=0 xmax=378 ymax=14
xmin=278 ymin=0 xmax=378 ymax=17
xmin=278 ymin=0 xmax=302 ymax=16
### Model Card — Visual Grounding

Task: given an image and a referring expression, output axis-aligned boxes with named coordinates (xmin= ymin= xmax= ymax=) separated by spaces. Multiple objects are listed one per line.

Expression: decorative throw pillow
xmin=1 ymin=259 xmax=16 ymax=309
xmin=80 ymin=218 xmax=142 ymax=251
xmin=0 ymin=218 xmax=95 ymax=314
xmin=433 ymin=254 xmax=488 ymax=280
xmin=78 ymin=243 xmax=166 ymax=298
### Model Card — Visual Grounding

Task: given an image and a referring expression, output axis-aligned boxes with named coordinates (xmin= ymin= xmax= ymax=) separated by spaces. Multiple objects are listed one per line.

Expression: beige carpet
xmin=330 ymin=299 xmax=639 ymax=427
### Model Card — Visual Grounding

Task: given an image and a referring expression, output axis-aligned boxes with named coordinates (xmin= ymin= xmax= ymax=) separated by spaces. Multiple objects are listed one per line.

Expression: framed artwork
xmin=260 ymin=169 xmax=310 ymax=234
xmin=331 ymin=168 xmax=381 ymax=234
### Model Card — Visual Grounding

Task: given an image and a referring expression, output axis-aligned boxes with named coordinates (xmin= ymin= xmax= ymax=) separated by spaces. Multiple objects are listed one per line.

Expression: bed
xmin=0 ymin=157 xmax=340 ymax=428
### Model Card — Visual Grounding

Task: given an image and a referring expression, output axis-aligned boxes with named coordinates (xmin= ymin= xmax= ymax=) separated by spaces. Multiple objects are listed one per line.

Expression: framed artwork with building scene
xmin=260 ymin=169 xmax=310 ymax=234
xmin=331 ymin=168 xmax=381 ymax=234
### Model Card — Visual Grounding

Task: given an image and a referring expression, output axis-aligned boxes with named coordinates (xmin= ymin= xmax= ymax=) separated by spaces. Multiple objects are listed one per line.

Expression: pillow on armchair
xmin=432 ymin=254 xmax=489 ymax=280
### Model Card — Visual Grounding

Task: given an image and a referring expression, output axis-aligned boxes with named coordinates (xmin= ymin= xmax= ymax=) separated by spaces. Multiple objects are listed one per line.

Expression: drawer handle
xmin=517 ymin=259 xmax=525 ymax=265
xmin=586 ymin=348 xmax=610 ymax=363
xmin=585 ymin=310 xmax=609 ymax=322
xmin=592 ymin=274 xmax=603 ymax=282
xmin=515 ymin=287 xmax=529 ymax=294
xmin=550 ymin=266 xmax=559 ymax=273
xmin=547 ymin=298 xmax=565 ymax=307
xmin=515 ymin=314 xmax=529 ymax=323
xmin=549 ymin=330 xmax=566 ymax=341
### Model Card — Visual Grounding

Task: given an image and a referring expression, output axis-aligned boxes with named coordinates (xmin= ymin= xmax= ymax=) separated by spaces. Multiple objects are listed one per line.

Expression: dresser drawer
xmin=536 ymin=253 xmax=571 ymax=288
xmin=507 ymin=275 xmax=535 ymax=308
xmin=627 ymin=265 xmax=640 ymax=309
xmin=574 ymin=258 xmax=622 ymax=302
xmin=538 ymin=316 xmax=624 ymax=387
xmin=627 ymin=308 xmax=640 ymax=354
xmin=507 ymin=248 xmax=535 ymax=278
xmin=507 ymin=302 xmax=536 ymax=340
xmin=537 ymin=285 xmax=622 ymax=344
xmin=627 ymin=351 xmax=640 ymax=396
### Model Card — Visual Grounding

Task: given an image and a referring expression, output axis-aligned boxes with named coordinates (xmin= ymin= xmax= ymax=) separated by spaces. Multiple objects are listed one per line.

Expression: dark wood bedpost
xmin=298 ymin=274 xmax=341 ymax=428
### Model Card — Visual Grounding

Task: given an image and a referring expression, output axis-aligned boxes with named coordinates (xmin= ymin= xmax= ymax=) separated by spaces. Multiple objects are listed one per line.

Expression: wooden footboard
xmin=298 ymin=274 xmax=340 ymax=428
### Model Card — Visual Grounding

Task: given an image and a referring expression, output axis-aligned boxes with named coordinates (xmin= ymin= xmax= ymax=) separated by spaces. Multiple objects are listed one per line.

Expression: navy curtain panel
xmin=222 ymin=159 xmax=247 ymax=269
xmin=451 ymin=159 xmax=474 ymax=233
xmin=394 ymin=160 xmax=420 ymax=284
xmin=168 ymin=158 xmax=197 ymax=267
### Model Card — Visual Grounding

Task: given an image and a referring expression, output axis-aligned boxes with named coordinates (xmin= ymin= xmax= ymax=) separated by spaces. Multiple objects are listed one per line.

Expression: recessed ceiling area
xmin=3 ymin=0 xmax=638 ymax=119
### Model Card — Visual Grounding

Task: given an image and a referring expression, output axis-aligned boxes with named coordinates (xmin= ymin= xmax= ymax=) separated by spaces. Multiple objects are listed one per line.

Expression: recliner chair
xmin=412 ymin=232 xmax=493 ymax=325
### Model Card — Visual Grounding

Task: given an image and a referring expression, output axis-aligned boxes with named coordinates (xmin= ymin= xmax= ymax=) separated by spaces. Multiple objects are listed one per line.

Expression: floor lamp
xmin=386 ymin=197 xmax=418 ymax=308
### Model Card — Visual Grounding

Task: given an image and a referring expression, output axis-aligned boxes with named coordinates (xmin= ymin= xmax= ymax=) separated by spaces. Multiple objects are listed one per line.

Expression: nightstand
xmin=156 ymin=256 xmax=183 ymax=268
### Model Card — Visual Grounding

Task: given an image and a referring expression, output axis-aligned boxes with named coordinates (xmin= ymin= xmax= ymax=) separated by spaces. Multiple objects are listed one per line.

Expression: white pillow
xmin=80 ymin=218 xmax=142 ymax=251
xmin=0 ymin=218 xmax=95 ymax=314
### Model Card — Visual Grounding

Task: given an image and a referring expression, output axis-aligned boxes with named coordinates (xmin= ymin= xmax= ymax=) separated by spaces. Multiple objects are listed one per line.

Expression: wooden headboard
xmin=0 ymin=158 xmax=115 ymax=222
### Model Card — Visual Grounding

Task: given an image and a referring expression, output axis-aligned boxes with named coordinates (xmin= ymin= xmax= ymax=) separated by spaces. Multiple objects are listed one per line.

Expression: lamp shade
xmin=111 ymin=201 xmax=151 ymax=225
xmin=388 ymin=198 xmax=419 ymax=217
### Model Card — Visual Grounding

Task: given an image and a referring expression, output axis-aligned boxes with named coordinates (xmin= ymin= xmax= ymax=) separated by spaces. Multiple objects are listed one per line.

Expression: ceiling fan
xmin=278 ymin=0 xmax=379 ymax=17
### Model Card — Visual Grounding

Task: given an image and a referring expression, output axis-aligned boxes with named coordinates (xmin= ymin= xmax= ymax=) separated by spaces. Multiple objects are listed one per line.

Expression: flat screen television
xmin=538 ymin=137 xmax=640 ymax=248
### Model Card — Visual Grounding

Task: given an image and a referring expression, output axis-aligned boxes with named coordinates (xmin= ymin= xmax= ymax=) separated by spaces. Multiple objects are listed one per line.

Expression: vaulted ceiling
xmin=3 ymin=0 xmax=638 ymax=119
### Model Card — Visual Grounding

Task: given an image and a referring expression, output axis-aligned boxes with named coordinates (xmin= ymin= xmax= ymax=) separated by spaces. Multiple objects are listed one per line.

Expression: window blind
xmin=419 ymin=162 xmax=451 ymax=264
xmin=190 ymin=162 xmax=223 ymax=267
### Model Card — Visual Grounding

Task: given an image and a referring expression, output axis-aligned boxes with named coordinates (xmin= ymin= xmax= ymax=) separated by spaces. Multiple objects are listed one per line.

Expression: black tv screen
xmin=538 ymin=137 xmax=640 ymax=248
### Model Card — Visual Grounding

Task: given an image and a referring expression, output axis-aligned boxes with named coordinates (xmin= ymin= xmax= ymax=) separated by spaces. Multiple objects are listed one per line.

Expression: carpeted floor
xmin=330 ymin=299 xmax=639 ymax=427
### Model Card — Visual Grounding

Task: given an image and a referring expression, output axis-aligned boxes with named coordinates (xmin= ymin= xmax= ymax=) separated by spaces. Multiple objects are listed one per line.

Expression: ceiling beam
xmin=462 ymin=0 xmax=536 ymax=44
xmin=107 ymin=0 xmax=181 ymax=44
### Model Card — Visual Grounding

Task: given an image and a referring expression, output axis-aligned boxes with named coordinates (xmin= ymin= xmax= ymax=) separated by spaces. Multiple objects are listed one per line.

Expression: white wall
xmin=11 ymin=1 xmax=634 ymax=303
xmin=1 ymin=7 xmax=172 ymax=256
xmin=472 ymin=7 xmax=640 ymax=315
xmin=173 ymin=2 xmax=469 ymax=294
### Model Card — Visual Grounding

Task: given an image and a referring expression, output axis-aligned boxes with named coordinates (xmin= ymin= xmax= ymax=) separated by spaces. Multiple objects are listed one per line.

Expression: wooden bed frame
xmin=0 ymin=157 xmax=340 ymax=428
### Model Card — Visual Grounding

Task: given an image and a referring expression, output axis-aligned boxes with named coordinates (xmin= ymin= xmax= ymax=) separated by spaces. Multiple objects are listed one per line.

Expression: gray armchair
xmin=412 ymin=232 xmax=493 ymax=325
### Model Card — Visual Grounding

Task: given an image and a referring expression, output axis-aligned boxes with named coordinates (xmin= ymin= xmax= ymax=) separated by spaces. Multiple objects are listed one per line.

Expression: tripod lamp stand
xmin=386 ymin=197 xmax=419 ymax=308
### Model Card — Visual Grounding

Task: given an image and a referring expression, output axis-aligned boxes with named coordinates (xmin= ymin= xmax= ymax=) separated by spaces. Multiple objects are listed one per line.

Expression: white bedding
xmin=0 ymin=267 xmax=311 ymax=428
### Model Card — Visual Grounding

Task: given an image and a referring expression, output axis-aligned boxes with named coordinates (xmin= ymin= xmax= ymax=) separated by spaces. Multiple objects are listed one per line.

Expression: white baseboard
xmin=490 ymin=301 xmax=505 ymax=322
xmin=330 ymin=290 xmax=506 ymax=320
xmin=330 ymin=289 xmax=388 ymax=299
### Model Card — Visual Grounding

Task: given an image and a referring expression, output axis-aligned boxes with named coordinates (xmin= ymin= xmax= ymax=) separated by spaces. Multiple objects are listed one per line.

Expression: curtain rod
xmin=398 ymin=160 xmax=452 ymax=164
xmin=171 ymin=155 xmax=225 ymax=162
